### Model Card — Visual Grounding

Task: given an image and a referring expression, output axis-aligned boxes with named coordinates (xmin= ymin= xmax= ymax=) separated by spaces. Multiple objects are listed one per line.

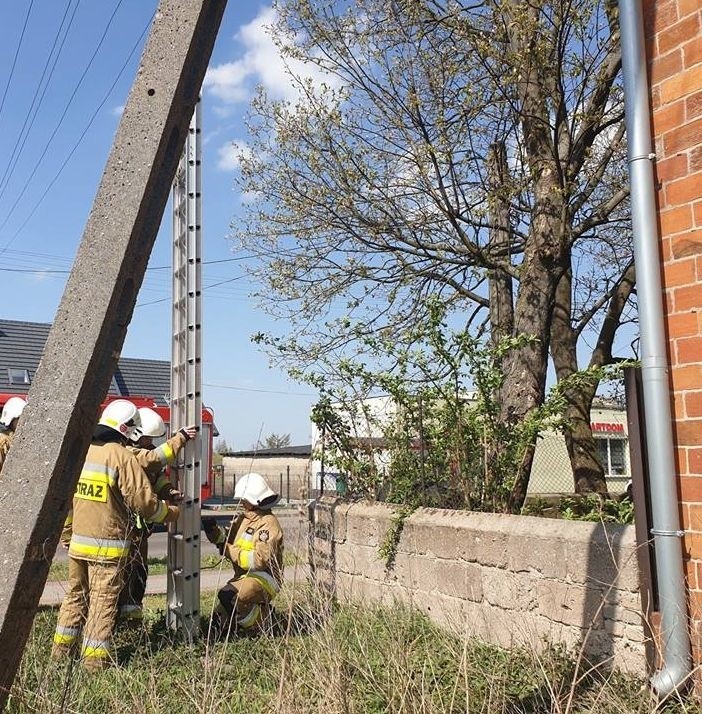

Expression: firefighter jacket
xmin=127 ymin=431 xmax=186 ymax=497
xmin=68 ymin=441 xmax=172 ymax=562
xmin=210 ymin=509 xmax=284 ymax=598
xmin=0 ymin=430 xmax=13 ymax=472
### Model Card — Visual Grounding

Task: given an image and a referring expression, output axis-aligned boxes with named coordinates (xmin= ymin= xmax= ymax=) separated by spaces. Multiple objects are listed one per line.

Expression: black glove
xmin=201 ymin=516 xmax=218 ymax=534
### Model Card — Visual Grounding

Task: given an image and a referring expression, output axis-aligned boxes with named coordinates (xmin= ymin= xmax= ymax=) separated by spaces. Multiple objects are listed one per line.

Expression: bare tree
xmin=235 ymin=0 xmax=631 ymax=510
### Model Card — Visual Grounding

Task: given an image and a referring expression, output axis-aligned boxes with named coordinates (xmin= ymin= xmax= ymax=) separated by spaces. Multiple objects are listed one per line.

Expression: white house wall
xmin=311 ymin=398 xmax=631 ymax=496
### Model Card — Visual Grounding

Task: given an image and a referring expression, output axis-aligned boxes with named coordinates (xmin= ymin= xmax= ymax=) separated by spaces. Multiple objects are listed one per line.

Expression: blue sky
xmin=0 ymin=1 xmax=318 ymax=449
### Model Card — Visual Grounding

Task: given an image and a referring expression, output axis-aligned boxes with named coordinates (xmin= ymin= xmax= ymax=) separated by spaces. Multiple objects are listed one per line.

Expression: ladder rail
xmin=167 ymin=99 xmax=202 ymax=641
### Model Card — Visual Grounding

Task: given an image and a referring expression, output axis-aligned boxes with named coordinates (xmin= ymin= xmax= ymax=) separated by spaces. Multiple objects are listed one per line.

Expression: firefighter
xmin=51 ymin=400 xmax=181 ymax=672
xmin=118 ymin=407 xmax=197 ymax=624
xmin=202 ymin=472 xmax=284 ymax=639
xmin=0 ymin=396 xmax=26 ymax=471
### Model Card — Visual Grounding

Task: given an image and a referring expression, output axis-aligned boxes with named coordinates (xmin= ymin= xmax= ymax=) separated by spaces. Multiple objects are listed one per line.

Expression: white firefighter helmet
xmin=98 ymin=399 xmax=141 ymax=441
xmin=234 ymin=472 xmax=278 ymax=507
xmin=134 ymin=407 xmax=166 ymax=440
xmin=0 ymin=396 xmax=27 ymax=428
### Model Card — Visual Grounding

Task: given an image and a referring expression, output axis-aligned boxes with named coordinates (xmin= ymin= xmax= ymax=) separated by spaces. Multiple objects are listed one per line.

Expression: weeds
xmin=8 ymin=584 xmax=699 ymax=713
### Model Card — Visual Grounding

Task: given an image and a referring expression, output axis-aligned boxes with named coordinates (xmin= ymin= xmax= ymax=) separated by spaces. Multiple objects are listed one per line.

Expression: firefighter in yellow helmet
xmin=118 ymin=406 xmax=197 ymax=624
xmin=51 ymin=400 xmax=181 ymax=672
xmin=203 ymin=472 xmax=284 ymax=639
xmin=0 ymin=397 xmax=26 ymax=472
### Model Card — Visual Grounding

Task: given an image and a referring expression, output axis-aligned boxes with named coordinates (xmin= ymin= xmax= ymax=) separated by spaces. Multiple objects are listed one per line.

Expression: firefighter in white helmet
xmin=52 ymin=399 xmax=181 ymax=672
xmin=118 ymin=406 xmax=197 ymax=624
xmin=0 ymin=396 xmax=27 ymax=472
xmin=203 ymin=472 xmax=284 ymax=639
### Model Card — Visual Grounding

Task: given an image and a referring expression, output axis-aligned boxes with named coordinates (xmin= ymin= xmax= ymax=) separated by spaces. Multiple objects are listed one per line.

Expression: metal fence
xmin=209 ymin=464 xmax=310 ymax=504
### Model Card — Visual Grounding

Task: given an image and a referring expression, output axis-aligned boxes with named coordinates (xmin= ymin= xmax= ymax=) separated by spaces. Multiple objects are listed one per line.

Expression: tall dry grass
xmin=7 ymin=580 xmax=699 ymax=714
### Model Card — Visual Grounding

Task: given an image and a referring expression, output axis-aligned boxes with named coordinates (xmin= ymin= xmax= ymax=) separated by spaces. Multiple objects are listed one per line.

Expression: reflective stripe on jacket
xmin=223 ymin=509 xmax=284 ymax=590
xmin=68 ymin=441 xmax=170 ymax=562
xmin=128 ymin=431 xmax=186 ymax=497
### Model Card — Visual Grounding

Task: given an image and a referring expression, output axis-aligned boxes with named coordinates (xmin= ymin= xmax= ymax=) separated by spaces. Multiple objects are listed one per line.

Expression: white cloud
xmin=112 ymin=104 xmax=125 ymax=117
xmin=216 ymin=140 xmax=251 ymax=172
xmin=204 ymin=5 xmax=335 ymax=106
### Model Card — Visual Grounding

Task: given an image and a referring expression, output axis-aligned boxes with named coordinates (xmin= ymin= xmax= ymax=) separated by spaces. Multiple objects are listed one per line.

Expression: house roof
xmin=223 ymin=445 xmax=312 ymax=458
xmin=0 ymin=319 xmax=170 ymax=405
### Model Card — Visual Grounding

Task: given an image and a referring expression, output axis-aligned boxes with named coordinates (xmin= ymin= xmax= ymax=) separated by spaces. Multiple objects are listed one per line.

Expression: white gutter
xmin=618 ymin=0 xmax=692 ymax=697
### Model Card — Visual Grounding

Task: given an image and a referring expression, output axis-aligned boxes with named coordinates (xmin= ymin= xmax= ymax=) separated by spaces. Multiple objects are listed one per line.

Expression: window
xmin=7 ymin=368 xmax=31 ymax=385
xmin=596 ymin=437 xmax=627 ymax=476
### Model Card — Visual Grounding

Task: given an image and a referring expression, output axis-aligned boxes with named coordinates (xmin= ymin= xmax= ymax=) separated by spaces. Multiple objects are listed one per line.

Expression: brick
xmin=663 ymin=257 xmax=697 ymax=287
xmin=690 ymin=447 xmax=702 ymax=475
xmin=688 ymin=91 xmax=702 ymax=121
xmin=680 ymin=475 xmax=702 ymax=502
xmin=644 ymin=0 xmax=679 ymax=38
xmin=661 ymin=67 xmax=702 ymax=106
xmin=654 ymin=102 xmax=686 ymax=140
xmin=690 ymin=588 xmax=702 ymax=620
xmin=666 ymin=173 xmax=702 ymax=206
xmin=695 ymin=201 xmax=702 ymax=227
xmin=675 ymin=441 xmax=688 ymax=473
xmin=679 ymin=0 xmax=702 ymax=20
xmin=684 ymin=35 xmax=702 ymax=69
xmin=675 ymin=391 xmax=686 ymax=418
xmin=676 ymin=418 xmax=702 ymax=446
xmin=672 ymin=364 xmax=702 ymax=391
xmin=656 ymin=153 xmax=689 ymax=185
xmin=667 ymin=310 xmax=700 ymax=338
xmin=678 ymin=336 xmax=702 ymax=363
xmin=673 ymin=447 xmax=691 ymax=476
xmin=684 ymin=533 xmax=702 ymax=563
xmin=686 ymin=392 xmax=702 ymax=419
xmin=691 ymin=146 xmax=702 ymax=172
xmin=674 ymin=283 xmax=702 ymax=311
xmin=665 ymin=287 xmax=676 ymax=314
xmin=671 ymin=229 xmax=702 ymax=258
xmin=651 ymin=50 xmax=684 ymax=85
xmin=658 ymin=14 xmax=701 ymax=56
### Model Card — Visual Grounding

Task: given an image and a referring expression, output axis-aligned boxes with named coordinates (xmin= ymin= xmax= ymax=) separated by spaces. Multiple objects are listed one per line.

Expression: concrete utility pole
xmin=0 ymin=1 xmax=226 ymax=707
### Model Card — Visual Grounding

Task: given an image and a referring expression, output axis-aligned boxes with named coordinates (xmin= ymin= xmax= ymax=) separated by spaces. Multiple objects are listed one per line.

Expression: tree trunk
xmin=550 ymin=269 xmax=609 ymax=495
xmin=487 ymin=141 xmax=514 ymax=346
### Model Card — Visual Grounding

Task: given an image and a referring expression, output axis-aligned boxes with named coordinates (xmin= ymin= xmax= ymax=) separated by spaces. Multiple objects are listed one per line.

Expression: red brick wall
xmin=645 ymin=0 xmax=702 ymax=662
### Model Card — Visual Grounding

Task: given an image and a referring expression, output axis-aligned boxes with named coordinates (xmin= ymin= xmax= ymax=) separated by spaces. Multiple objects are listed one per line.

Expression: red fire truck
xmin=0 ymin=393 xmax=216 ymax=501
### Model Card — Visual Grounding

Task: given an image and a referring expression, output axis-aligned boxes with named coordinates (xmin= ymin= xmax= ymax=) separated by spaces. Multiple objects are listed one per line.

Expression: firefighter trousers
xmin=216 ymin=576 xmax=271 ymax=632
xmin=52 ymin=556 xmax=125 ymax=672
xmin=117 ymin=530 xmax=149 ymax=622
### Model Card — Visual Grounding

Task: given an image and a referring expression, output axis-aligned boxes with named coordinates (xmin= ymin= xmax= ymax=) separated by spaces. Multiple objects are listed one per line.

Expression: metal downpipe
xmin=618 ymin=0 xmax=692 ymax=697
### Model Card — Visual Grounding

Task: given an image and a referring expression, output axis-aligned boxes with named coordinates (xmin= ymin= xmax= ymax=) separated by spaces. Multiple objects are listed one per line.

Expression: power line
xmin=203 ymin=382 xmax=316 ymax=397
xmin=0 ymin=1 xmax=79 ymax=196
xmin=135 ymin=275 xmax=249 ymax=308
xmin=0 ymin=0 xmax=35 ymax=122
xmin=0 ymin=9 xmax=154 ymax=255
xmin=0 ymin=0 xmax=127 ymax=242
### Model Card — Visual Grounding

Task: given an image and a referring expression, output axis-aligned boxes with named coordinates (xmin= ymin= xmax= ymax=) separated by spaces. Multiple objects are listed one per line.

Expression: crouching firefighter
xmin=51 ymin=400 xmax=181 ymax=672
xmin=118 ymin=407 xmax=197 ymax=624
xmin=203 ymin=472 xmax=284 ymax=639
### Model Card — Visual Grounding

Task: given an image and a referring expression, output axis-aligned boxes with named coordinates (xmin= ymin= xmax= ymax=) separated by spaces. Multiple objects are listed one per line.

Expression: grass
xmin=8 ymin=579 xmax=701 ymax=714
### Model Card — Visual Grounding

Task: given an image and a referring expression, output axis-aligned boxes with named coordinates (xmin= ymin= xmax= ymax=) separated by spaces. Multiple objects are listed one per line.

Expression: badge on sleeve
xmin=258 ymin=530 xmax=270 ymax=542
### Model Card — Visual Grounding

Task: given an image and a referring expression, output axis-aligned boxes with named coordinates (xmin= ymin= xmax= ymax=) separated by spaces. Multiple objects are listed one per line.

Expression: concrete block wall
xmin=644 ymin=0 xmax=702 ymax=664
xmin=310 ymin=498 xmax=647 ymax=675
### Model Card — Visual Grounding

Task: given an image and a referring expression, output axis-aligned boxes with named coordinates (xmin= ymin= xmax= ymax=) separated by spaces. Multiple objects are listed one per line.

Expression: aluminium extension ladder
xmin=166 ymin=99 xmax=203 ymax=641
